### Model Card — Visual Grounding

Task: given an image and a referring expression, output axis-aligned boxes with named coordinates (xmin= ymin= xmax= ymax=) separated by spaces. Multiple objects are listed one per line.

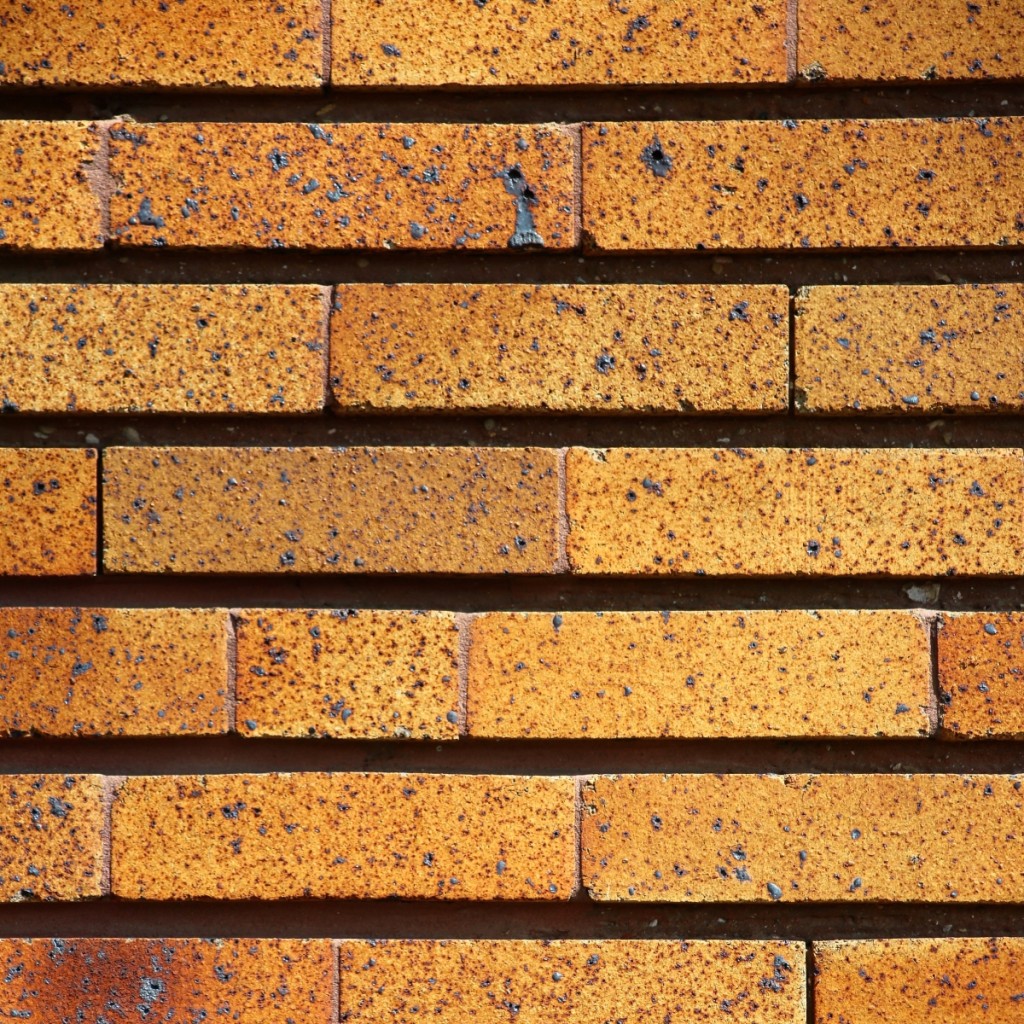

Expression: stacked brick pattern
xmin=2 ymin=1 xmax=1024 ymax=1020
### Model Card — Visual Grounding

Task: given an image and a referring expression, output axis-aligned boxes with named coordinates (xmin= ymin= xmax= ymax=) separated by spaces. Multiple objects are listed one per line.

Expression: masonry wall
xmin=1 ymin=1 xmax=1024 ymax=1020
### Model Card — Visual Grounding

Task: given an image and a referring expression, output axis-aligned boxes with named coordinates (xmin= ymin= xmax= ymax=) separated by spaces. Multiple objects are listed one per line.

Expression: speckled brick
xmin=0 ymin=608 xmax=228 ymax=737
xmin=339 ymin=939 xmax=805 ymax=1023
xmin=102 ymin=446 xmax=559 ymax=574
xmin=0 ymin=284 xmax=328 ymax=414
xmin=795 ymin=284 xmax=1024 ymax=414
xmin=799 ymin=0 xmax=1024 ymax=81
xmin=331 ymin=0 xmax=787 ymax=85
xmin=467 ymin=610 xmax=932 ymax=739
xmin=582 ymin=773 xmax=1024 ymax=902
xmin=330 ymin=284 xmax=788 ymax=413
xmin=111 ymin=772 xmax=574 ymax=900
xmin=0 ymin=448 xmax=97 ymax=576
xmin=814 ymin=938 xmax=1024 ymax=1022
xmin=235 ymin=609 xmax=460 ymax=739
xmin=0 ymin=775 xmax=104 ymax=901
xmin=583 ymin=119 xmax=1024 ymax=251
xmin=0 ymin=1 xmax=324 ymax=88
xmin=938 ymin=613 xmax=1024 ymax=739
xmin=566 ymin=447 xmax=1022 ymax=576
xmin=109 ymin=122 xmax=578 ymax=251
xmin=0 ymin=939 xmax=332 ymax=1022
xmin=0 ymin=121 xmax=103 ymax=251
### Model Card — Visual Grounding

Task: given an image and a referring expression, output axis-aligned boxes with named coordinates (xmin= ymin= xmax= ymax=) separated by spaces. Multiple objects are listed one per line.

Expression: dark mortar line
xmin=805 ymin=943 xmax=816 ymax=1023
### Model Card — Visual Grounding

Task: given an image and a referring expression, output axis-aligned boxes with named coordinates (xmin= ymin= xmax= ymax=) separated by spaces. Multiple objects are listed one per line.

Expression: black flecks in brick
xmin=640 ymin=137 xmax=673 ymax=179
xmin=135 ymin=198 xmax=165 ymax=228
xmin=500 ymin=165 xmax=544 ymax=249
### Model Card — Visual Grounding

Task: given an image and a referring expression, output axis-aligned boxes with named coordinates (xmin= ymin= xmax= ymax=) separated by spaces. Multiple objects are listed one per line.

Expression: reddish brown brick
xmin=0 ymin=121 xmax=103 ymax=251
xmin=330 ymin=284 xmax=789 ymax=413
xmin=566 ymin=447 xmax=1023 ymax=576
xmin=795 ymin=284 xmax=1024 ymax=414
xmin=814 ymin=938 xmax=1024 ymax=1022
xmin=0 ymin=775 xmax=104 ymax=901
xmin=340 ymin=940 xmax=805 ymax=1023
xmin=0 ymin=284 xmax=327 ymax=414
xmin=109 ymin=122 xmax=578 ymax=250
xmin=0 ymin=939 xmax=332 ymax=1021
xmin=0 ymin=1 xmax=324 ymax=87
xmin=582 ymin=773 xmax=1024 ymax=902
xmin=111 ymin=772 xmax=575 ymax=900
xmin=799 ymin=0 xmax=1024 ymax=81
xmin=102 ymin=446 xmax=559 ymax=574
xmin=235 ymin=609 xmax=460 ymax=739
xmin=583 ymin=119 xmax=1024 ymax=251
xmin=467 ymin=610 xmax=932 ymax=739
xmin=938 ymin=613 xmax=1024 ymax=739
xmin=0 ymin=608 xmax=228 ymax=737
xmin=331 ymin=0 xmax=787 ymax=85
xmin=0 ymin=448 xmax=97 ymax=576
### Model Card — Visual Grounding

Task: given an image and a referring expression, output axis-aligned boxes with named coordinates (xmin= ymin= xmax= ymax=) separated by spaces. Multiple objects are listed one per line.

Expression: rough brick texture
xmin=111 ymin=772 xmax=575 ymax=900
xmin=582 ymin=773 xmax=1024 ymax=902
xmin=330 ymin=283 xmax=789 ymax=413
xmin=0 ymin=284 xmax=328 ymax=414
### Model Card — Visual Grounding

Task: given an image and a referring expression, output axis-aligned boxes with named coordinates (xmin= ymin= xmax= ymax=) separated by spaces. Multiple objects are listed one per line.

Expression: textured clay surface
xmin=0 ymin=608 xmax=228 ymax=737
xmin=0 ymin=938 xmax=332 ymax=1022
xmin=467 ymin=610 xmax=932 ymax=739
xmin=330 ymin=283 xmax=789 ymax=413
xmin=814 ymin=938 xmax=1024 ymax=1022
xmin=0 ymin=0 xmax=324 ymax=87
xmin=0 ymin=775 xmax=104 ymax=901
xmin=0 ymin=448 xmax=97 ymax=577
xmin=109 ymin=122 xmax=578 ymax=251
xmin=235 ymin=609 xmax=461 ymax=739
xmin=0 ymin=284 xmax=329 ymax=414
xmin=111 ymin=772 xmax=575 ymax=900
xmin=582 ymin=773 xmax=1024 ymax=902
xmin=938 ymin=612 xmax=1024 ymax=739
xmin=566 ymin=447 xmax=1023 ymax=576
xmin=339 ymin=939 xmax=805 ymax=1024
xmin=799 ymin=0 xmax=1024 ymax=81
xmin=102 ymin=446 xmax=560 ymax=574
xmin=583 ymin=119 xmax=1024 ymax=250
xmin=0 ymin=121 xmax=103 ymax=251
xmin=332 ymin=0 xmax=787 ymax=85
xmin=795 ymin=284 xmax=1024 ymax=414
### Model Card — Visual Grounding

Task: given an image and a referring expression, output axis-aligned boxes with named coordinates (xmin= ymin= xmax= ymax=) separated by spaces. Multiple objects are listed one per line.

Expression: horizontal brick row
xmin=6 ymin=283 xmax=1022 ymax=415
xmin=2 ymin=1 xmax=1020 ymax=87
xmin=4 ymin=772 xmax=1024 ymax=902
xmin=5 ymin=120 xmax=1024 ymax=252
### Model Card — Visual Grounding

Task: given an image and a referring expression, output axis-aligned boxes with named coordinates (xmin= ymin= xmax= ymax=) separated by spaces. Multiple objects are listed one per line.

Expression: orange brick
xmin=0 ymin=121 xmax=103 ymax=251
xmin=799 ymin=0 xmax=1024 ymax=81
xmin=0 ymin=448 xmax=97 ymax=576
xmin=582 ymin=773 xmax=1024 ymax=902
xmin=103 ymin=446 xmax=559 ymax=574
xmin=467 ymin=610 xmax=932 ymax=739
xmin=795 ymin=284 xmax=1024 ymax=414
xmin=0 ymin=775 xmax=104 ymax=901
xmin=0 ymin=608 xmax=228 ymax=737
xmin=235 ymin=609 xmax=460 ymax=739
xmin=0 ymin=284 xmax=327 ymax=414
xmin=938 ymin=613 xmax=1024 ymax=739
xmin=109 ymin=122 xmax=578 ymax=251
xmin=0 ymin=938 xmax=332 ymax=1022
xmin=814 ymin=938 xmax=1024 ymax=1023
xmin=583 ymin=119 xmax=1024 ymax=251
xmin=339 ymin=939 xmax=805 ymax=1023
xmin=566 ymin=447 xmax=1022 ymax=576
xmin=331 ymin=0 xmax=787 ymax=85
xmin=330 ymin=284 xmax=789 ymax=414
xmin=111 ymin=772 xmax=575 ymax=900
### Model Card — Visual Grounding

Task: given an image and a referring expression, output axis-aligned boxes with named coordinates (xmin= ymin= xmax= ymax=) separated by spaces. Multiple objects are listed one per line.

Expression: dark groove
xmin=1 ymin=737 xmax=1022 ymax=776
xmin=0 ymin=900 xmax=1022 ymax=941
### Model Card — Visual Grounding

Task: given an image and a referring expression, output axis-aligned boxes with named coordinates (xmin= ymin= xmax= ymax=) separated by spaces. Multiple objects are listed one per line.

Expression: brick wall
xmin=2 ymin=2 xmax=1024 ymax=1019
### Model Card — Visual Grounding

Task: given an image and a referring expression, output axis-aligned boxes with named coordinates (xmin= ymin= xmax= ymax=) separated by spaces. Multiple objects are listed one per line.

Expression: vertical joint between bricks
xmin=100 ymin=774 xmax=125 ymax=897
xmin=572 ymin=776 xmax=584 ymax=899
xmin=571 ymin=122 xmax=583 ymax=249
xmin=555 ymin=446 xmax=569 ymax=573
xmin=928 ymin=611 xmax=943 ymax=737
xmin=331 ymin=939 xmax=342 ymax=1024
xmin=786 ymin=0 xmax=799 ymax=80
xmin=87 ymin=120 xmax=116 ymax=243
xmin=225 ymin=610 xmax=239 ymax=734
xmin=321 ymin=284 xmax=334 ymax=412
xmin=787 ymin=288 xmax=797 ymax=416
xmin=320 ymin=0 xmax=333 ymax=87
xmin=805 ymin=942 xmax=816 ymax=1024
xmin=455 ymin=612 xmax=472 ymax=736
